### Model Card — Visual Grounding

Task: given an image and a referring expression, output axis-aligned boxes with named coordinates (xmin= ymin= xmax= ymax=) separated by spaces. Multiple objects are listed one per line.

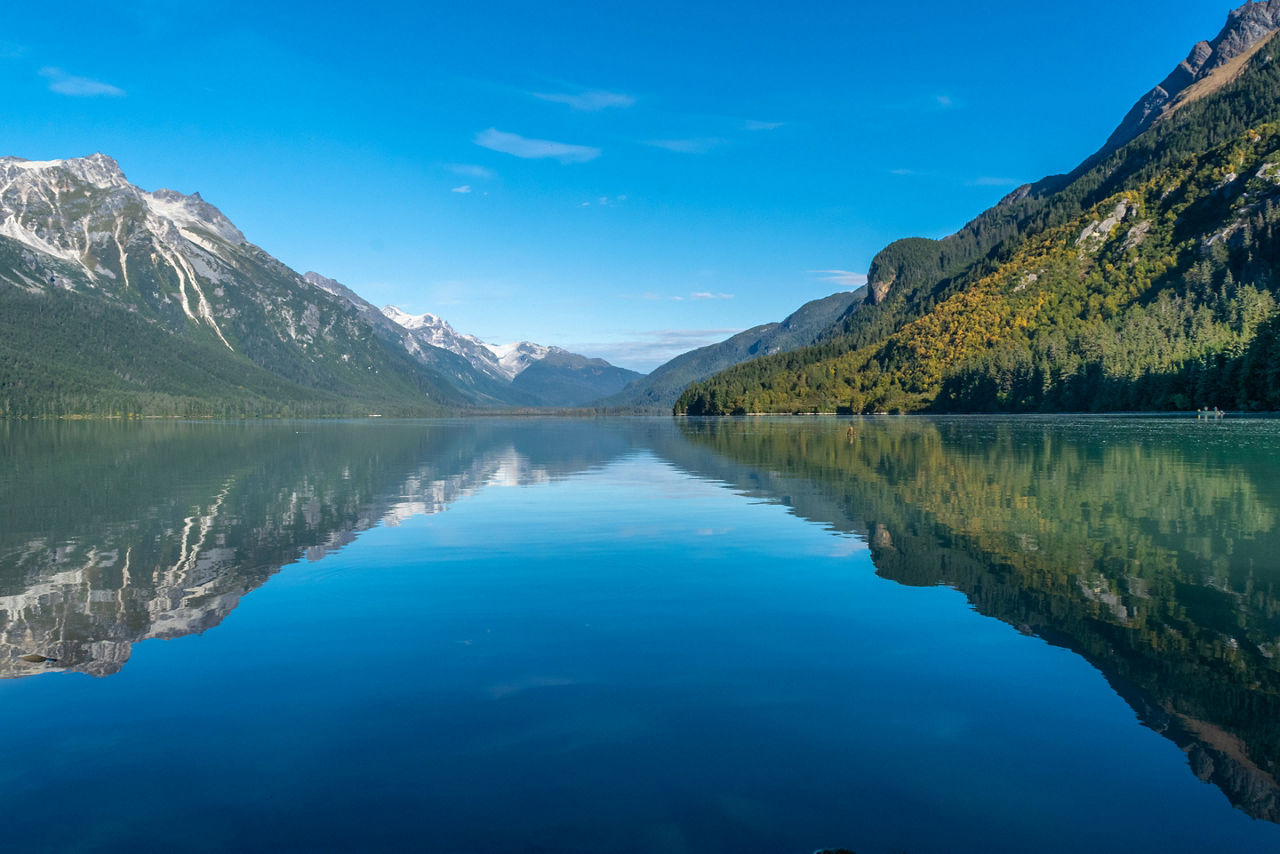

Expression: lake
xmin=2 ymin=416 xmax=1279 ymax=853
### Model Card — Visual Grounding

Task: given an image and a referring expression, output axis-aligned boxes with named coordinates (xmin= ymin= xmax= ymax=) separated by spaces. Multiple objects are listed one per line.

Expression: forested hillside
xmin=677 ymin=24 xmax=1280 ymax=415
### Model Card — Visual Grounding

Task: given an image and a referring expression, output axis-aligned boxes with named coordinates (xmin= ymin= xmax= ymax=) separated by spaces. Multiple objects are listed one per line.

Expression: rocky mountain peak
xmin=383 ymin=304 xmax=445 ymax=331
xmin=1102 ymin=0 xmax=1280 ymax=154
xmin=0 ymin=153 xmax=130 ymax=191
xmin=146 ymin=187 xmax=244 ymax=244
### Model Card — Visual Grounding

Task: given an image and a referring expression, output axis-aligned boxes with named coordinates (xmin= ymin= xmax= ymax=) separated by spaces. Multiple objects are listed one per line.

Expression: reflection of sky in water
xmin=0 ymin=418 xmax=1277 ymax=853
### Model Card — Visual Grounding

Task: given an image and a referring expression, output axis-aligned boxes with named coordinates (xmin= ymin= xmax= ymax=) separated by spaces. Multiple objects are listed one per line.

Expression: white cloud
xmin=890 ymin=168 xmax=919 ymax=176
xmin=533 ymin=89 xmax=635 ymax=111
xmin=40 ymin=67 xmax=124 ymax=97
xmin=474 ymin=128 xmax=601 ymax=164
xmin=448 ymin=163 xmax=495 ymax=179
xmin=809 ymin=270 xmax=868 ymax=289
xmin=690 ymin=292 xmax=733 ymax=300
xmin=451 ymin=185 xmax=472 ymax=193
xmin=644 ymin=138 xmax=725 ymax=154
xmin=744 ymin=120 xmax=784 ymax=131
xmin=935 ymin=94 xmax=955 ymax=108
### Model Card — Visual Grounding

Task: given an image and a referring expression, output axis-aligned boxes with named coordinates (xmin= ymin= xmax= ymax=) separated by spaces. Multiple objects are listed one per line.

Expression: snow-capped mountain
xmin=484 ymin=340 xmax=554 ymax=380
xmin=373 ymin=304 xmax=643 ymax=405
xmin=382 ymin=305 xmax=557 ymax=382
xmin=0 ymin=154 xmax=240 ymax=348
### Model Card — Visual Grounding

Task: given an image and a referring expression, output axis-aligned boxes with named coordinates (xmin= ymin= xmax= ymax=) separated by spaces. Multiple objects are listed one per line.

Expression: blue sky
xmin=0 ymin=0 xmax=1235 ymax=370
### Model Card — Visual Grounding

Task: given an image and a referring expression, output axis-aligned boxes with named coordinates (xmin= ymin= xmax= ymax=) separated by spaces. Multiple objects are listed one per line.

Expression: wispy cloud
xmin=448 ymin=163 xmax=495 ymax=179
xmin=644 ymin=137 xmax=725 ymax=155
xmin=451 ymin=185 xmax=473 ymax=194
xmin=889 ymin=168 xmax=920 ymax=176
xmin=882 ymin=93 xmax=965 ymax=113
xmin=626 ymin=292 xmax=686 ymax=302
xmin=0 ymin=42 xmax=25 ymax=60
xmin=532 ymin=89 xmax=635 ymax=111
xmin=474 ymin=128 xmax=601 ymax=164
xmin=580 ymin=195 xmax=628 ymax=207
xmin=576 ymin=329 xmax=743 ymax=371
xmin=969 ymin=176 xmax=1022 ymax=187
xmin=40 ymin=67 xmax=124 ymax=97
xmin=623 ymin=290 xmax=732 ymax=302
xmin=744 ymin=120 xmax=784 ymax=131
xmin=810 ymin=270 xmax=868 ymax=289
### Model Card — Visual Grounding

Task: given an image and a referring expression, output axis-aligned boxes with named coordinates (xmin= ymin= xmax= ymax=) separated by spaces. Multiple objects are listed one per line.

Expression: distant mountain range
xmin=597 ymin=289 xmax=863 ymax=411
xmin=679 ymin=0 xmax=1280 ymax=414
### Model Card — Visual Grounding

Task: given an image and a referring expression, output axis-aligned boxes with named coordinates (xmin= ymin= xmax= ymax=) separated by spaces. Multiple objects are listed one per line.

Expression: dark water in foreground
xmin=2 ymin=416 xmax=1279 ymax=853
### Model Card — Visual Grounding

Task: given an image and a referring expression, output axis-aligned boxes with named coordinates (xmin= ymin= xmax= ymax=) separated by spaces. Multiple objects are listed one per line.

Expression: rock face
xmin=0 ymin=154 xmax=240 ymax=347
xmin=868 ymin=274 xmax=893 ymax=305
xmin=1102 ymin=0 xmax=1280 ymax=154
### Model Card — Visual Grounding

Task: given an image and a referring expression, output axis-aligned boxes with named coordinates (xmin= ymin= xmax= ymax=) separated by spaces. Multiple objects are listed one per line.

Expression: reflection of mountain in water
xmin=673 ymin=417 xmax=1280 ymax=823
xmin=0 ymin=419 xmax=646 ymax=679
xmin=6 ymin=416 xmax=1279 ymax=823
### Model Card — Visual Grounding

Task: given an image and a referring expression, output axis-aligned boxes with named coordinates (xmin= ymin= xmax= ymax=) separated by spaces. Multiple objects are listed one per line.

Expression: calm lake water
xmin=2 ymin=416 xmax=1279 ymax=853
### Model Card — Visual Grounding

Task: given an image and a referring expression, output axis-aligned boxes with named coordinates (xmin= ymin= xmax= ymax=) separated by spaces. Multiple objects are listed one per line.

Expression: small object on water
xmin=846 ymin=424 xmax=857 ymax=443
xmin=19 ymin=653 xmax=57 ymax=664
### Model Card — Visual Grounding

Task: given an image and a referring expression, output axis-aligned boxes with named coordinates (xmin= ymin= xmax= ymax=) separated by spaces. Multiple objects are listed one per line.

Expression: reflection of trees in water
xmin=0 ymin=419 xmax=647 ymax=679
xmin=676 ymin=417 xmax=1280 ymax=822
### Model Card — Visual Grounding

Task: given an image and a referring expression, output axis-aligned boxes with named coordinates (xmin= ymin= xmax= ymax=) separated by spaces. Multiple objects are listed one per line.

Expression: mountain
xmin=379 ymin=304 xmax=642 ymax=407
xmin=1101 ymin=0 xmax=1280 ymax=157
xmin=0 ymin=155 xmax=470 ymax=417
xmin=381 ymin=304 xmax=518 ymax=381
xmin=509 ymin=349 xmax=643 ymax=407
xmin=304 ymin=274 xmax=532 ymax=406
xmin=596 ymin=289 xmax=863 ymax=411
xmin=677 ymin=1 xmax=1280 ymax=415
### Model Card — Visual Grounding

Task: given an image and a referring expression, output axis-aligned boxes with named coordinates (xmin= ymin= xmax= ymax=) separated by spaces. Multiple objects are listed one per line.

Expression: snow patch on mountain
xmin=144 ymin=189 xmax=245 ymax=244
xmin=484 ymin=341 xmax=555 ymax=379
xmin=381 ymin=305 xmax=553 ymax=380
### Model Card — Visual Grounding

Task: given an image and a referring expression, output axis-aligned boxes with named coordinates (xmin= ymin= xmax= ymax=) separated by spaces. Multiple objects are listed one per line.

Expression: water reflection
xmin=0 ymin=419 xmax=645 ymax=679
xmin=2 ymin=416 xmax=1278 ymax=824
xmin=675 ymin=416 xmax=1280 ymax=823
